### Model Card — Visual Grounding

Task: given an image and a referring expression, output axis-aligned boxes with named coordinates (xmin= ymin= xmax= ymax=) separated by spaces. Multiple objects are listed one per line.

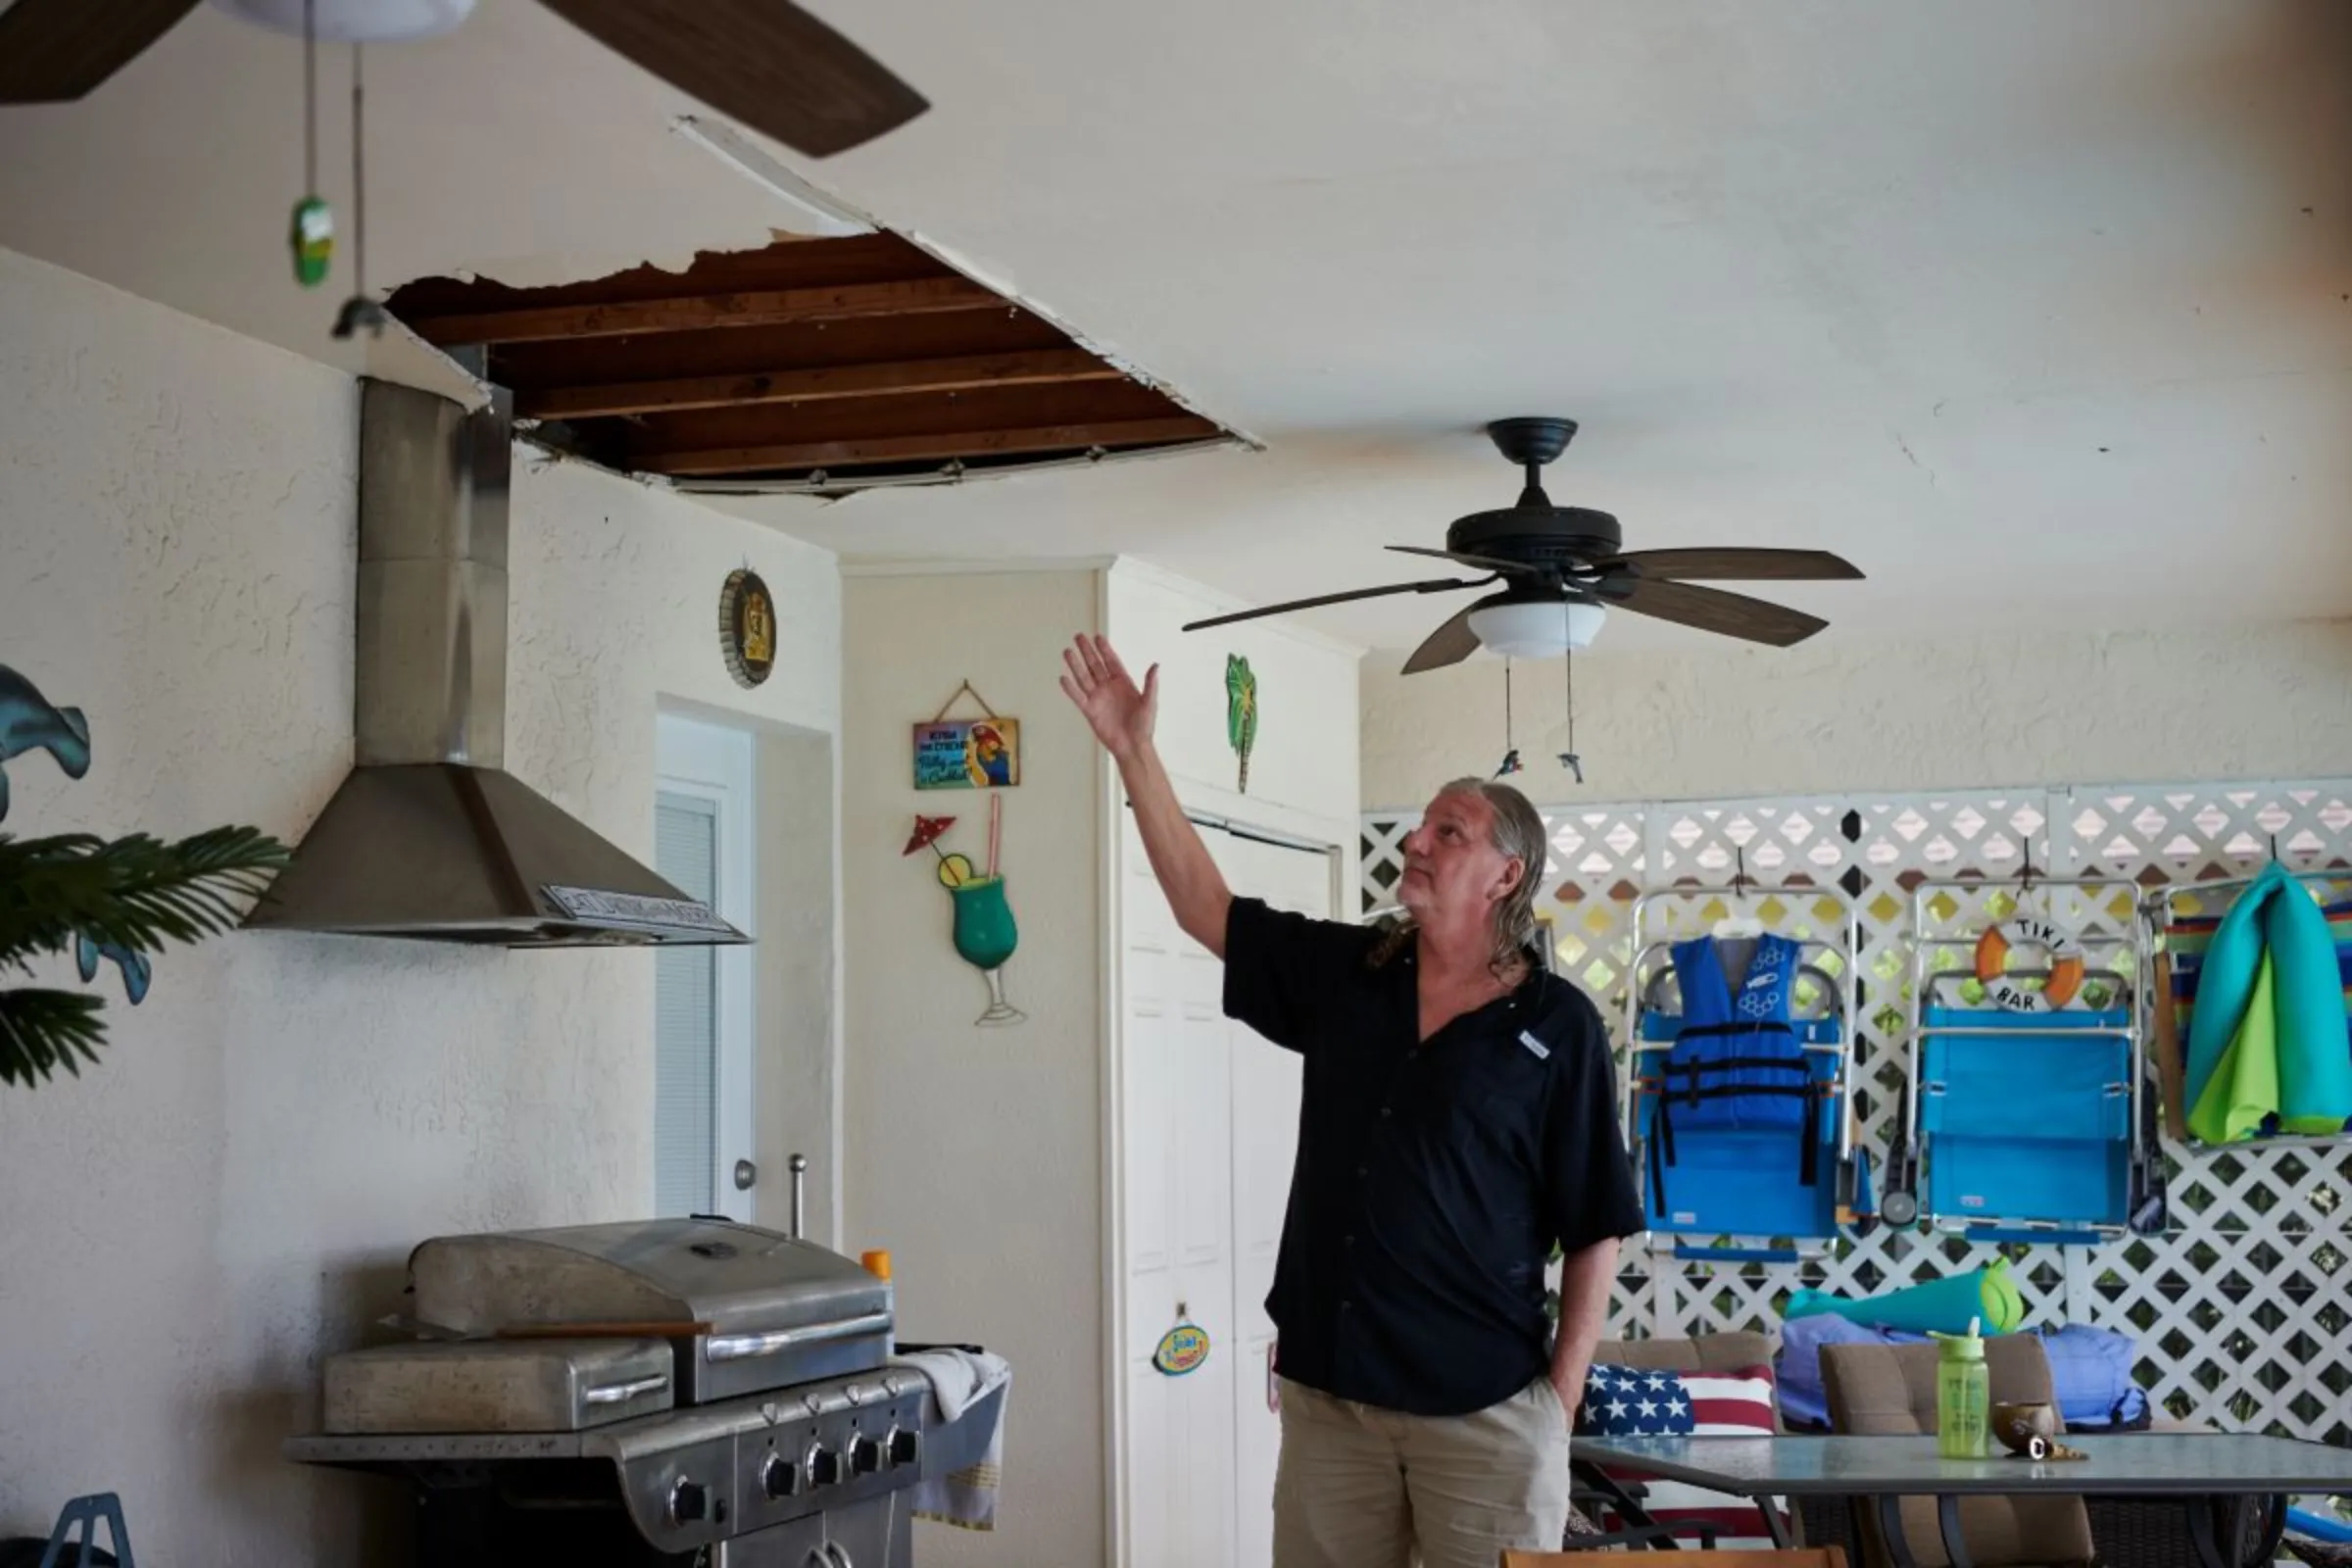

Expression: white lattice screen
xmin=1361 ymin=781 xmax=2352 ymax=1443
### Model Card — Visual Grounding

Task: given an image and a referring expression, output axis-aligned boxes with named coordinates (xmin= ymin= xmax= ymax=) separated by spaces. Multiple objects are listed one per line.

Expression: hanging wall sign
xmin=1225 ymin=655 xmax=1257 ymax=794
xmin=718 ymin=568 xmax=778 ymax=689
xmin=914 ymin=680 xmax=1020 ymax=791
xmin=1152 ymin=1314 xmax=1211 ymax=1377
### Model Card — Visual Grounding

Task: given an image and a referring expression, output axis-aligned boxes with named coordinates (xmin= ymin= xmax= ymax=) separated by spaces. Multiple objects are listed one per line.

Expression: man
xmin=1060 ymin=633 xmax=1643 ymax=1568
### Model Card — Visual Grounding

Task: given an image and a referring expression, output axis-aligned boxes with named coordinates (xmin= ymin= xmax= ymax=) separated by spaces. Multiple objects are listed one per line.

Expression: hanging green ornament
xmin=289 ymin=0 xmax=331 ymax=287
xmin=1225 ymin=654 xmax=1258 ymax=795
xmin=291 ymin=195 xmax=334 ymax=287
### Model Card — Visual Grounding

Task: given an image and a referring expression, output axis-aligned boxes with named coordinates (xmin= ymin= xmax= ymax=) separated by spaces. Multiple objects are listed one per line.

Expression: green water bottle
xmin=1931 ymin=1315 xmax=1989 ymax=1459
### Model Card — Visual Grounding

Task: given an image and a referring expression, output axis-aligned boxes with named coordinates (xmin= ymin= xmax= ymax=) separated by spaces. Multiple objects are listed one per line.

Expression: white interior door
xmin=1214 ymin=832 xmax=1332 ymax=1568
xmin=1119 ymin=816 xmax=1334 ymax=1568
xmin=655 ymin=712 xmax=757 ymax=1221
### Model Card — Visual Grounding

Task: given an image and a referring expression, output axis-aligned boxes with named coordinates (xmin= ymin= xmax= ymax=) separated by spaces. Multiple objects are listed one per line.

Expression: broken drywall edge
xmin=669 ymin=117 xmax=880 ymax=239
xmin=514 ymin=426 xmax=674 ymax=493
xmin=356 ymin=314 xmax=493 ymax=412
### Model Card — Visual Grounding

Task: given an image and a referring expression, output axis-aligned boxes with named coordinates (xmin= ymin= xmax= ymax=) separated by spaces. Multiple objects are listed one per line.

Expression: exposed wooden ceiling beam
xmin=643 ymin=416 xmax=1226 ymax=475
xmin=404 ymin=276 xmax=1001 ymax=347
xmin=518 ymin=349 xmax=1124 ymax=420
xmin=487 ymin=310 xmax=1067 ymax=389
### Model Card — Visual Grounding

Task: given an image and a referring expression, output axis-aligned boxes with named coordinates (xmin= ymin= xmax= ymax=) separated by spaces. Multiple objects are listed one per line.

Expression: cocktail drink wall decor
xmin=903 ymin=803 xmax=1026 ymax=1027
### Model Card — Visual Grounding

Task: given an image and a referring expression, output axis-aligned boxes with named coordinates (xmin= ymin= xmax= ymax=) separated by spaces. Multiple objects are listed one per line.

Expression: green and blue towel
xmin=2180 ymin=863 xmax=2352 ymax=1143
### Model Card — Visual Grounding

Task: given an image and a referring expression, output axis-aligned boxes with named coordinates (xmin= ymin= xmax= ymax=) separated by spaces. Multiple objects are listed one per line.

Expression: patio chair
xmin=1820 ymin=1336 xmax=2095 ymax=1568
xmin=1570 ymin=1332 xmax=1788 ymax=1549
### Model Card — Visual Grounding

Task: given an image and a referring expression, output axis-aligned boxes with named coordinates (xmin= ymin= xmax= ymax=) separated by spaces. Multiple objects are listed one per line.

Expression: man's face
xmin=1398 ymin=790 xmax=1522 ymax=924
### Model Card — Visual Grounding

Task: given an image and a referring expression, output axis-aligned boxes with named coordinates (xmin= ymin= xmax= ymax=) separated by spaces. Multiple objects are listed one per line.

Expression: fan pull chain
xmin=1494 ymin=660 xmax=1523 ymax=778
xmin=290 ymin=0 xmax=333 ymax=287
xmin=1557 ymin=601 xmax=1584 ymax=784
xmin=331 ymin=44 xmax=388 ymax=338
xmin=303 ymin=0 xmax=316 ymax=195
xmin=351 ymin=42 xmax=364 ymax=297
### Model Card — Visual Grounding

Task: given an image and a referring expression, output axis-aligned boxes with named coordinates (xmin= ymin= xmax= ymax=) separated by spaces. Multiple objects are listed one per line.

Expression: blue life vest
xmin=1650 ymin=933 xmax=1821 ymax=1194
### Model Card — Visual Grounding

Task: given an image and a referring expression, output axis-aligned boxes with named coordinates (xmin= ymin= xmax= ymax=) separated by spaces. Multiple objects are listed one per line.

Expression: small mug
xmin=1989 ymin=1400 xmax=2060 ymax=1457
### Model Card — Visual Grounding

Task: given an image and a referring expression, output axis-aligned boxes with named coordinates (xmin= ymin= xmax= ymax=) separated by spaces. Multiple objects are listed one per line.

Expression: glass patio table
xmin=1572 ymin=1432 xmax=2352 ymax=1568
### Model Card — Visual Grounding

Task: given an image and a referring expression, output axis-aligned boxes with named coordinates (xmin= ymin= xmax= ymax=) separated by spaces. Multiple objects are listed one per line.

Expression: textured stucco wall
xmin=1361 ymin=621 xmax=2352 ymax=809
xmin=840 ymin=567 xmax=1105 ymax=1568
xmin=0 ymin=246 xmax=841 ymax=1563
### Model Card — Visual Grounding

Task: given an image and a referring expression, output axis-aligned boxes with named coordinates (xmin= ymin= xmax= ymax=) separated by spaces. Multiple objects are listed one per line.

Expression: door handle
xmin=734 ymin=1158 xmax=758 ymax=1191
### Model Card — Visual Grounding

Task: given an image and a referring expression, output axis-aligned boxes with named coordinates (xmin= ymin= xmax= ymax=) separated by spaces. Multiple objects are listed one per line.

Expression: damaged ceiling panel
xmin=388 ymin=234 xmax=1236 ymax=490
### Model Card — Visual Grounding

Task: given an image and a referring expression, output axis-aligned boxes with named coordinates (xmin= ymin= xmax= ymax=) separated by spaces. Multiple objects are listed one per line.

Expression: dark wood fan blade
xmin=1400 ymin=605 xmax=1483 ymax=674
xmin=1387 ymin=543 xmax=1540 ymax=575
xmin=1602 ymin=577 xmax=1828 ymax=647
xmin=1182 ymin=575 xmax=1496 ymax=633
xmin=0 ymin=0 xmax=200 ymax=103
xmin=536 ymin=0 xmax=927 ymax=158
xmin=1597 ymin=547 xmax=1863 ymax=582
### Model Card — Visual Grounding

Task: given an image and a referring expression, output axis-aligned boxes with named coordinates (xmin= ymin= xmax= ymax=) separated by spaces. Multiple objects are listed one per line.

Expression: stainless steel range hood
xmin=245 ymin=379 xmax=748 ymax=948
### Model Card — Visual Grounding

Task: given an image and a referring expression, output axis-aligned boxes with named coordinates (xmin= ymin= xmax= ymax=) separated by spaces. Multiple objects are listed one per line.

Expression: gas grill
xmin=284 ymin=1212 xmax=998 ymax=1567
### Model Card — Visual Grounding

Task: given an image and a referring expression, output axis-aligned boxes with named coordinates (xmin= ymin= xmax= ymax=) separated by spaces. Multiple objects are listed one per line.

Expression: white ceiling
xmin=5 ymin=0 xmax=2349 ymax=657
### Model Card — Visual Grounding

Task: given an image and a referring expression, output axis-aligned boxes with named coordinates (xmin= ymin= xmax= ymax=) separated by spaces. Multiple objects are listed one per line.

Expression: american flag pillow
xmin=1577 ymin=1362 xmax=1788 ymax=1548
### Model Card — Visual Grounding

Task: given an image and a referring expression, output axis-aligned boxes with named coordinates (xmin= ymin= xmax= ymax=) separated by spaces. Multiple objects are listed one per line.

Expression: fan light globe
xmin=1468 ymin=600 xmax=1606 ymax=659
xmin=210 ymin=0 xmax=477 ymax=42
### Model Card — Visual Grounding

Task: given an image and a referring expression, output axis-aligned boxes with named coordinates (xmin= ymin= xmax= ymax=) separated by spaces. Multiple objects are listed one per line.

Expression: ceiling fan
xmin=1185 ymin=417 xmax=1864 ymax=672
xmin=0 ymin=0 xmax=926 ymax=159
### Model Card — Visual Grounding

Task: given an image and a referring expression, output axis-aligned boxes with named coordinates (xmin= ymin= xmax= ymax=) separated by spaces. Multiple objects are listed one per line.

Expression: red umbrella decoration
xmin=903 ymin=814 xmax=974 ymax=888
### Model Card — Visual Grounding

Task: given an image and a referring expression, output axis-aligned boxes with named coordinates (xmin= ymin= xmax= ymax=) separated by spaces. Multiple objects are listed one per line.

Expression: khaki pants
xmin=1272 ymin=1376 xmax=1570 ymax=1568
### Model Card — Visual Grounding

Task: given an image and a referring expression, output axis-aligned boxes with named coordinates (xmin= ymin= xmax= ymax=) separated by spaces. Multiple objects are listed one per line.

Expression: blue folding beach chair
xmin=1622 ymin=888 xmax=1874 ymax=1265
xmin=1911 ymin=996 xmax=2134 ymax=1239
xmin=1884 ymin=874 xmax=2164 ymax=1244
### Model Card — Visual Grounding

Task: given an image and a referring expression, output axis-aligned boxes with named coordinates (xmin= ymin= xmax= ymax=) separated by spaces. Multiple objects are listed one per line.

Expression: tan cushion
xmin=1592 ymin=1330 xmax=1777 ymax=1375
xmin=1820 ymin=1338 xmax=2094 ymax=1568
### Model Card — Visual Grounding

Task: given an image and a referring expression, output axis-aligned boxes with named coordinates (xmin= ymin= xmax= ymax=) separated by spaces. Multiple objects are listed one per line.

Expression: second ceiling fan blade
xmin=1602 ymin=577 xmax=1828 ymax=647
xmin=1386 ymin=544 xmax=1540 ymax=575
xmin=536 ymin=0 xmax=928 ymax=158
xmin=1182 ymin=574 xmax=1496 ymax=632
xmin=1400 ymin=605 xmax=1484 ymax=674
xmin=0 ymin=0 xmax=201 ymax=103
xmin=1599 ymin=548 xmax=1863 ymax=582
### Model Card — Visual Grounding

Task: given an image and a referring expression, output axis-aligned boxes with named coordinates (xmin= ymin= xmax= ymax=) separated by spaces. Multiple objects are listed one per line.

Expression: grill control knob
xmin=806 ymin=1443 xmax=843 ymax=1488
xmin=761 ymin=1450 xmax=799 ymax=1498
xmin=885 ymin=1426 xmax=921 ymax=1469
xmin=668 ymin=1478 xmax=709 ymax=1526
xmin=848 ymin=1434 xmax=881 ymax=1475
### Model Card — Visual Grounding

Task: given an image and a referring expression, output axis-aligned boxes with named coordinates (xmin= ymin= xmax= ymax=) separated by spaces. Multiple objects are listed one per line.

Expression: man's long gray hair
xmin=1370 ymin=778 xmax=1550 ymax=978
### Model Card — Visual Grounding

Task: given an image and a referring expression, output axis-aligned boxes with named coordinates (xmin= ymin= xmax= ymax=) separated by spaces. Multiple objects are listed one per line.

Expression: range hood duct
xmin=245 ymin=379 xmax=748 ymax=948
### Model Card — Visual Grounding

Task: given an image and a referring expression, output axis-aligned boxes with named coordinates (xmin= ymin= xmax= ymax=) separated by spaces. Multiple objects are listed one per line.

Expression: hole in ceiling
xmin=386 ymin=234 xmax=1238 ymax=495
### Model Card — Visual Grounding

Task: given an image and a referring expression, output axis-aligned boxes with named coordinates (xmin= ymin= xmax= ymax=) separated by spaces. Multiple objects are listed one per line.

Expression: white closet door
xmin=1211 ymin=832 xmax=1331 ymax=1568
xmin=1119 ymin=815 xmax=1333 ymax=1568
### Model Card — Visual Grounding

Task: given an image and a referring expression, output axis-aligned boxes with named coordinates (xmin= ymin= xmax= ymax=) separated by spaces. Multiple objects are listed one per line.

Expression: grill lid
xmin=410 ymin=1218 xmax=891 ymax=1342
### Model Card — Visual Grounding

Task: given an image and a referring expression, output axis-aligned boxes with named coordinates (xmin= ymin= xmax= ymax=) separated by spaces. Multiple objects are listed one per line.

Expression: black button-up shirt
xmin=1222 ymin=896 xmax=1643 ymax=1417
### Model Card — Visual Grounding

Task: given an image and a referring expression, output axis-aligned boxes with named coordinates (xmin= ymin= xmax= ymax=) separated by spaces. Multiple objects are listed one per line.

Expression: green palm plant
xmin=1 ymin=662 xmax=289 ymax=1088
xmin=0 ymin=826 xmax=290 ymax=1087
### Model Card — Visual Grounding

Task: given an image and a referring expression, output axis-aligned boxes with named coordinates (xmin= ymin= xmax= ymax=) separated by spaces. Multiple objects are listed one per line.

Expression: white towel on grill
xmin=889 ymin=1348 xmax=1010 ymax=1531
